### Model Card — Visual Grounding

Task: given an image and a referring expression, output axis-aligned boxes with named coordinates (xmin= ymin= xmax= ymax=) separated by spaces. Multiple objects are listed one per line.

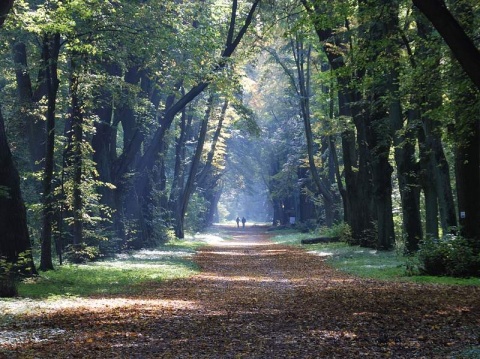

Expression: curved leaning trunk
xmin=0 ymin=108 xmax=37 ymax=275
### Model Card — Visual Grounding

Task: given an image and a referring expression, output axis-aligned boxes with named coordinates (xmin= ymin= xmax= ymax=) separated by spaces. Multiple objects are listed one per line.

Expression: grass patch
xmin=270 ymin=231 xmax=313 ymax=245
xmin=272 ymin=232 xmax=480 ymax=286
xmin=17 ymin=245 xmax=200 ymax=299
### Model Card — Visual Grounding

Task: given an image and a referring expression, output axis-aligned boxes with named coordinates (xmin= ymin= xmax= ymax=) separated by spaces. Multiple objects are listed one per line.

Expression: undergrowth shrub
xmin=295 ymin=219 xmax=317 ymax=233
xmin=0 ymin=258 xmax=17 ymax=297
xmin=320 ymin=222 xmax=353 ymax=243
xmin=417 ymin=235 xmax=480 ymax=277
xmin=0 ymin=252 xmax=33 ymax=297
xmin=64 ymin=243 xmax=100 ymax=264
xmin=360 ymin=222 xmax=378 ymax=248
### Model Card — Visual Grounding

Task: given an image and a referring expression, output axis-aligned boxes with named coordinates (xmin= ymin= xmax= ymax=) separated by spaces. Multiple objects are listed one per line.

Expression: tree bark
xmin=391 ymin=95 xmax=422 ymax=252
xmin=455 ymin=120 xmax=480 ymax=240
xmin=301 ymin=1 xmax=377 ymax=244
xmin=68 ymin=57 xmax=83 ymax=245
xmin=168 ymin=102 xmax=191 ymax=214
xmin=284 ymin=37 xmax=335 ymax=226
xmin=388 ymin=9 xmax=422 ymax=252
xmin=12 ymin=42 xmax=46 ymax=170
xmin=0 ymin=0 xmax=13 ymax=26
xmin=0 ymin=0 xmax=36 ymax=275
xmin=174 ymin=95 xmax=214 ymax=238
xmin=0 ymin=107 xmax=37 ymax=275
xmin=449 ymin=1 xmax=480 ymax=241
xmin=196 ymin=99 xmax=228 ymax=187
xmin=39 ymin=33 xmax=60 ymax=271
xmin=414 ymin=8 xmax=458 ymax=237
xmin=358 ymin=0 xmax=396 ymax=250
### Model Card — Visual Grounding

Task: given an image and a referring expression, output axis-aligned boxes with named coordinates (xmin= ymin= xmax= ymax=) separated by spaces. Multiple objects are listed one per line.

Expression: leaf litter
xmin=1 ymin=226 xmax=479 ymax=358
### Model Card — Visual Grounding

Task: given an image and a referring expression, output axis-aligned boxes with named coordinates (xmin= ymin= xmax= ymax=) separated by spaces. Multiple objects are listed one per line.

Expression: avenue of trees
xmin=0 ymin=0 xmax=479 ymax=279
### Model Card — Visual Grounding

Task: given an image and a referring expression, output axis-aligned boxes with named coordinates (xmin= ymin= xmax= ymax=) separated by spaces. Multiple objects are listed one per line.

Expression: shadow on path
xmin=2 ymin=225 xmax=480 ymax=358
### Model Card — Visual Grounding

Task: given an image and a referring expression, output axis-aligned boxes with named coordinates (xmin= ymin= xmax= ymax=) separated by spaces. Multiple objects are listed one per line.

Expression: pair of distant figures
xmin=236 ymin=216 xmax=246 ymax=229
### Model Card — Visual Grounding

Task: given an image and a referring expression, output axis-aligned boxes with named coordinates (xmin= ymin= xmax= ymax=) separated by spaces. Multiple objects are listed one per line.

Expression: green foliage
xmin=319 ymin=222 xmax=353 ymax=243
xmin=417 ymin=235 xmax=480 ymax=277
xmin=59 ymin=117 xmax=115 ymax=244
xmin=152 ymin=224 xmax=177 ymax=247
xmin=358 ymin=221 xmax=378 ymax=248
xmin=0 ymin=258 xmax=18 ymax=297
xmin=64 ymin=243 xmax=100 ymax=264
xmin=0 ymin=252 xmax=35 ymax=297
xmin=271 ymin=232 xmax=480 ymax=285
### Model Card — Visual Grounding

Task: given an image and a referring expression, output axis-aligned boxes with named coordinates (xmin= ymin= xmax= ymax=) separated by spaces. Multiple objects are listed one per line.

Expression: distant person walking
xmin=236 ymin=216 xmax=240 ymax=228
xmin=241 ymin=217 xmax=246 ymax=229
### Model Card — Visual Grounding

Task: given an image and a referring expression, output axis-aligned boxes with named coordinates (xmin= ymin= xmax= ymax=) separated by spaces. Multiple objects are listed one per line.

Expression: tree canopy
xmin=0 ymin=0 xmax=478 ymax=278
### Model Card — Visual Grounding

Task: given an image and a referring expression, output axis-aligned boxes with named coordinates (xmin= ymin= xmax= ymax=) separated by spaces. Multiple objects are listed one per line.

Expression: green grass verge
xmin=271 ymin=231 xmax=480 ymax=286
xmin=18 ymin=242 xmax=201 ymax=299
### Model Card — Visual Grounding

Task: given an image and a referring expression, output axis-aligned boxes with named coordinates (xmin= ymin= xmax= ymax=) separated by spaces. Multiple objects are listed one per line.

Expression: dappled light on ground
xmin=1 ymin=225 xmax=479 ymax=358
xmin=115 ymin=249 xmax=195 ymax=261
xmin=1 ymin=297 xmax=200 ymax=316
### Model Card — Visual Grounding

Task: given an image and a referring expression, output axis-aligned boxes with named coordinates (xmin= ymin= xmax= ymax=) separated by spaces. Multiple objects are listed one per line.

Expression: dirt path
xmin=2 ymin=226 xmax=480 ymax=358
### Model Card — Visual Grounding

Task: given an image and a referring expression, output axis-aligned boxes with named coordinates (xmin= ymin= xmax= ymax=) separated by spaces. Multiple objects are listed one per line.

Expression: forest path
xmin=2 ymin=226 xmax=480 ymax=358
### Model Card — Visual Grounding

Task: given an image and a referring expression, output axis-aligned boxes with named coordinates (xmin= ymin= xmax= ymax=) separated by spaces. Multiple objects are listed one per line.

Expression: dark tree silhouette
xmin=0 ymin=0 xmax=37 ymax=275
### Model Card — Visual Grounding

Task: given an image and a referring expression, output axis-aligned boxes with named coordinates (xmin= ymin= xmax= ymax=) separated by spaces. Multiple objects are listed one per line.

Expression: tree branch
xmin=412 ymin=0 xmax=480 ymax=90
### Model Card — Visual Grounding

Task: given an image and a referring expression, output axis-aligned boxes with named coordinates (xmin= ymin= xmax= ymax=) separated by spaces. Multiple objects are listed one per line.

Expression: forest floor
xmin=1 ymin=226 xmax=480 ymax=358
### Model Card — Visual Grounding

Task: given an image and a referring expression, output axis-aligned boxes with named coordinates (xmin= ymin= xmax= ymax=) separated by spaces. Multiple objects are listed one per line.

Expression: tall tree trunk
xmin=204 ymin=185 xmax=222 ymax=226
xmin=352 ymin=108 xmax=378 ymax=247
xmin=197 ymin=99 xmax=228 ymax=187
xmin=367 ymin=106 xmax=395 ymax=250
xmin=391 ymin=96 xmax=422 ymax=252
xmin=417 ymin=120 xmax=439 ymax=239
xmin=40 ymin=33 xmax=60 ymax=271
xmin=328 ymin=80 xmax=347 ymax=223
xmin=449 ymin=1 xmax=480 ymax=241
xmin=289 ymin=38 xmax=335 ymax=226
xmin=302 ymin=1 xmax=377 ymax=244
xmin=414 ymin=11 xmax=458 ymax=237
xmin=430 ymin=124 xmax=457 ymax=233
xmin=358 ymin=0 xmax=397 ymax=250
xmin=403 ymin=10 xmax=455 ymax=240
xmin=0 ymin=1 xmax=13 ymax=26
xmin=91 ymin=93 xmax=120 ymax=235
xmin=387 ymin=9 xmax=422 ymax=252
xmin=455 ymin=119 xmax=480 ymax=240
xmin=168 ymin=103 xmax=190 ymax=214
xmin=12 ymin=42 xmax=46 ymax=171
xmin=88 ymin=60 xmax=124 ymax=242
xmin=69 ymin=57 xmax=83 ymax=245
xmin=112 ymin=66 xmax=146 ymax=246
xmin=174 ymin=95 xmax=214 ymax=238
xmin=0 ymin=0 xmax=36 ymax=276
xmin=297 ymin=167 xmax=317 ymax=223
